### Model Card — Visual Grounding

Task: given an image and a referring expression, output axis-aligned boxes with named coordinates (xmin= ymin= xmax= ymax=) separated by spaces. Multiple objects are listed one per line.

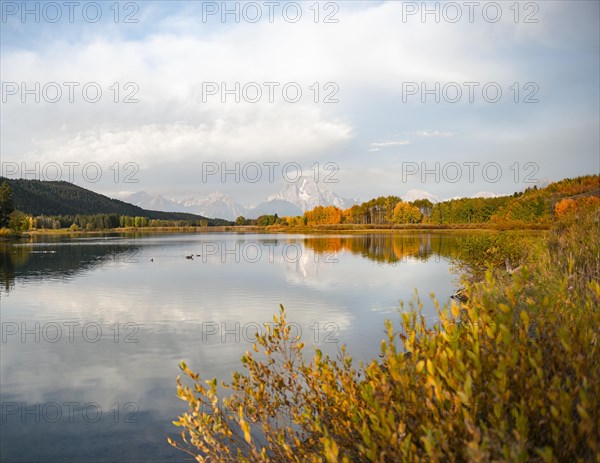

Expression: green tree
xmin=257 ymin=214 xmax=278 ymax=226
xmin=0 ymin=181 xmax=15 ymax=227
xmin=411 ymin=198 xmax=434 ymax=218
xmin=236 ymin=216 xmax=247 ymax=226
xmin=8 ymin=210 xmax=30 ymax=232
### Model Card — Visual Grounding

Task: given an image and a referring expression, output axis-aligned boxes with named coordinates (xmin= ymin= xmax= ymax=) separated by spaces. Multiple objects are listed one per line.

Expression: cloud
xmin=1 ymin=1 xmax=598 ymax=200
xmin=20 ymin=106 xmax=352 ymax=168
xmin=371 ymin=140 xmax=411 ymax=148
xmin=416 ymin=130 xmax=455 ymax=138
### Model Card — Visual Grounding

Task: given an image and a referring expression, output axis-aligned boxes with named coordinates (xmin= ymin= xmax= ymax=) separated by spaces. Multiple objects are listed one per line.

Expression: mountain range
xmin=125 ymin=176 xmax=359 ymax=221
xmin=124 ymin=178 xmax=506 ymax=221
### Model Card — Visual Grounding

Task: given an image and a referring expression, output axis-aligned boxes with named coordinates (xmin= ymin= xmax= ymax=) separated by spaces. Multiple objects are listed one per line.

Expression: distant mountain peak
xmin=126 ymin=191 xmax=182 ymax=211
xmin=268 ymin=175 xmax=357 ymax=211
xmin=181 ymin=192 xmax=245 ymax=220
xmin=125 ymin=177 xmax=357 ymax=220
xmin=471 ymin=191 xmax=500 ymax=198
xmin=402 ymin=189 xmax=440 ymax=203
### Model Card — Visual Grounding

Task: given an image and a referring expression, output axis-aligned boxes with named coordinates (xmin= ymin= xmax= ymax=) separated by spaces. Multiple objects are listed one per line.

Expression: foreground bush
xmin=171 ymin=206 xmax=600 ymax=462
xmin=452 ymin=231 xmax=540 ymax=281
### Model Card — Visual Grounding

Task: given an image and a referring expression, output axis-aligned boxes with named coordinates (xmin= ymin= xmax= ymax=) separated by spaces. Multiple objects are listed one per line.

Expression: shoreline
xmin=1 ymin=222 xmax=550 ymax=241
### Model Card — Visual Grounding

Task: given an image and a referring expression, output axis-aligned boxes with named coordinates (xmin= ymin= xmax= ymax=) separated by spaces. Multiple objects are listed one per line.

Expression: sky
xmin=1 ymin=0 xmax=599 ymax=205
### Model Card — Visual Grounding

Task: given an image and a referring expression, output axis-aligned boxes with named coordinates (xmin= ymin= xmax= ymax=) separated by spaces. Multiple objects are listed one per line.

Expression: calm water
xmin=1 ymin=232 xmax=463 ymax=462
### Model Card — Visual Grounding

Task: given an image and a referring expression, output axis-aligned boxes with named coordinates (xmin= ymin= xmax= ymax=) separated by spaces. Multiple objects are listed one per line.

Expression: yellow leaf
xmin=240 ymin=419 xmax=252 ymax=444
xmin=464 ymin=374 xmax=473 ymax=397
xmin=499 ymin=303 xmax=511 ymax=314
xmin=426 ymin=359 xmax=434 ymax=376
xmin=451 ymin=304 xmax=461 ymax=318
xmin=323 ymin=438 xmax=340 ymax=463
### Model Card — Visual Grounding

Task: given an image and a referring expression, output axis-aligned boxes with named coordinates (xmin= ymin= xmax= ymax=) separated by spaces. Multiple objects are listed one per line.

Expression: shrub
xmin=452 ymin=232 xmax=539 ymax=281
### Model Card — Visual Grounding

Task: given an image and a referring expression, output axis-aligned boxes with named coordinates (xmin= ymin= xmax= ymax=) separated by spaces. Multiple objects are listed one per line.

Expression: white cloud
xmin=416 ymin=130 xmax=455 ymax=138
xmin=16 ymin=106 xmax=352 ymax=167
xmin=1 ymin=1 xmax=597 ymax=199
xmin=371 ymin=140 xmax=411 ymax=148
xmin=1 ymin=1 xmax=543 ymax=164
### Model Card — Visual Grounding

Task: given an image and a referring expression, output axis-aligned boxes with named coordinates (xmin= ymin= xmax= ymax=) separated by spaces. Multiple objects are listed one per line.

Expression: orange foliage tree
xmin=303 ymin=206 xmax=343 ymax=225
xmin=554 ymin=198 xmax=578 ymax=218
xmin=555 ymin=196 xmax=599 ymax=218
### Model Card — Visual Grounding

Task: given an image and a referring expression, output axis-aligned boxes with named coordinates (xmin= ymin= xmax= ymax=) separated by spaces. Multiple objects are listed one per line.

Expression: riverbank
xmin=266 ymin=222 xmax=549 ymax=233
xmin=1 ymin=221 xmax=550 ymax=240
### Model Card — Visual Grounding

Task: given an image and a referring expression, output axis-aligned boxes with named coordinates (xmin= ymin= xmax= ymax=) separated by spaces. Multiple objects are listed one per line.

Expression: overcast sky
xmin=1 ymin=0 xmax=599 ymax=204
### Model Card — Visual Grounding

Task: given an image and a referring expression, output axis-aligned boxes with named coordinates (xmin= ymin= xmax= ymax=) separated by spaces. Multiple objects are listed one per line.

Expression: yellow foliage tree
xmin=284 ymin=216 xmax=304 ymax=226
xmin=392 ymin=201 xmax=422 ymax=224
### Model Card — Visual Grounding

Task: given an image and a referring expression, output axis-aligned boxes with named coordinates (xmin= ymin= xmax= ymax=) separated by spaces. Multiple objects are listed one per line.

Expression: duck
xmin=505 ymin=258 xmax=522 ymax=275
xmin=451 ymin=288 xmax=468 ymax=303
xmin=185 ymin=255 xmax=194 ymax=260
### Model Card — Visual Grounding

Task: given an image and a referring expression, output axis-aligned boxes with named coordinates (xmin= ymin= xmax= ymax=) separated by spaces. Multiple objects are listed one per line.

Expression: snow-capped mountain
xmin=401 ymin=189 xmax=440 ymax=204
xmin=267 ymin=176 xmax=357 ymax=211
xmin=124 ymin=178 xmax=358 ymax=221
xmin=180 ymin=192 xmax=246 ymax=221
xmin=126 ymin=191 xmax=183 ymax=212
xmin=125 ymin=191 xmax=244 ymax=220
xmin=471 ymin=191 xmax=500 ymax=198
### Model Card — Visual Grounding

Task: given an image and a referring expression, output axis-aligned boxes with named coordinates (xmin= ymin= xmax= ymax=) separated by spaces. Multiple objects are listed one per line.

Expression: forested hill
xmin=1 ymin=177 xmax=230 ymax=225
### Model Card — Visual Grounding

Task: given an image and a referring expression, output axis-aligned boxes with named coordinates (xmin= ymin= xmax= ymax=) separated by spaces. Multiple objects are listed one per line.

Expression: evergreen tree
xmin=0 ymin=181 xmax=15 ymax=227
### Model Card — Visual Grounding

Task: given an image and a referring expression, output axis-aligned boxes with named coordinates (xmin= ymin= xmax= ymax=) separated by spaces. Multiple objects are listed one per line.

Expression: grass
xmin=15 ymin=221 xmax=550 ymax=239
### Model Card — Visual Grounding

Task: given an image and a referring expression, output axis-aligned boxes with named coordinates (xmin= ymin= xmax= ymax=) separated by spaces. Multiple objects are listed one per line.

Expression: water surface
xmin=1 ymin=232 xmax=462 ymax=462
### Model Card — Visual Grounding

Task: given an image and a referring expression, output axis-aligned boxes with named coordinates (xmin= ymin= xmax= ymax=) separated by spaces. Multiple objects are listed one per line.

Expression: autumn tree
xmin=285 ymin=216 xmax=304 ymax=226
xmin=304 ymin=206 xmax=342 ymax=225
xmin=392 ymin=201 xmax=422 ymax=224
xmin=554 ymin=198 xmax=578 ymax=218
xmin=343 ymin=205 xmax=363 ymax=224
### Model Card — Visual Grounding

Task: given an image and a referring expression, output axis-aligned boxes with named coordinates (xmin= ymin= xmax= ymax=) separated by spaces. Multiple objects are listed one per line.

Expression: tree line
xmin=35 ymin=214 xmax=209 ymax=231
xmin=247 ymin=175 xmax=599 ymax=227
xmin=4 ymin=175 xmax=598 ymax=232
